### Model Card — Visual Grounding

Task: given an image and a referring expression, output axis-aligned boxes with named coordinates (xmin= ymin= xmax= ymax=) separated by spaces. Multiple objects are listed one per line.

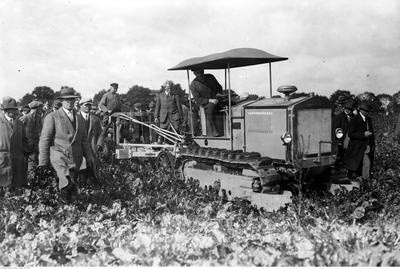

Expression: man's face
xmin=110 ymin=86 xmax=118 ymax=93
xmin=165 ymin=84 xmax=171 ymax=94
xmin=81 ymin=103 xmax=91 ymax=113
xmin=4 ymin=108 xmax=19 ymax=119
xmin=62 ymin=98 xmax=75 ymax=111
xmin=193 ymin=70 xmax=204 ymax=78
xmin=360 ymin=109 xmax=369 ymax=117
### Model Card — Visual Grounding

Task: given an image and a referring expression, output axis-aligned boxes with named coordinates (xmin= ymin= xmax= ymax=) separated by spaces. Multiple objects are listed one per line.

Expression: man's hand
xmin=35 ymin=165 xmax=50 ymax=176
xmin=154 ymin=118 xmax=159 ymax=124
xmin=97 ymin=145 xmax=103 ymax=153
xmin=364 ymin=131 xmax=372 ymax=137
xmin=209 ymin=99 xmax=218 ymax=104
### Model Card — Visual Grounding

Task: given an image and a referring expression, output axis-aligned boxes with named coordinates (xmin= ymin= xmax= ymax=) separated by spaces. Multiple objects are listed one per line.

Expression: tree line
xmin=18 ymin=81 xmax=187 ymax=110
xmin=18 ymin=84 xmax=400 ymax=113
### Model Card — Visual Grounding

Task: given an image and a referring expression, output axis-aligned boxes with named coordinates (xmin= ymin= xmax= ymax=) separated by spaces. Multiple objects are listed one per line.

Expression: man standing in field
xmin=78 ymin=98 xmax=102 ymax=185
xmin=155 ymin=81 xmax=183 ymax=134
xmin=38 ymin=87 xmax=95 ymax=201
xmin=99 ymin=83 xmax=123 ymax=143
xmin=344 ymin=101 xmax=375 ymax=181
xmin=333 ymin=99 xmax=355 ymax=164
xmin=19 ymin=100 xmax=44 ymax=170
xmin=99 ymin=83 xmax=122 ymax=117
xmin=0 ymin=97 xmax=31 ymax=191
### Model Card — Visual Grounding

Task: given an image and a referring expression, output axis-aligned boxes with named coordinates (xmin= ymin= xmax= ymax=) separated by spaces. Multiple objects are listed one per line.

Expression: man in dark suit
xmin=333 ymin=99 xmax=354 ymax=164
xmin=344 ymin=101 xmax=375 ymax=180
xmin=0 ymin=97 xmax=31 ymax=190
xmin=78 ymin=98 xmax=102 ymax=185
xmin=79 ymin=98 xmax=103 ymax=159
xmin=190 ymin=68 xmax=223 ymax=136
xmin=38 ymin=87 xmax=95 ymax=200
xmin=155 ymin=81 xmax=183 ymax=133
xmin=19 ymin=100 xmax=43 ymax=170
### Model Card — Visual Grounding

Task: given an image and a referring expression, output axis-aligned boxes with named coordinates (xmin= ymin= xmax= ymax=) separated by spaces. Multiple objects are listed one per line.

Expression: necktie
xmin=68 ymin=111 xmax=74 ymax=123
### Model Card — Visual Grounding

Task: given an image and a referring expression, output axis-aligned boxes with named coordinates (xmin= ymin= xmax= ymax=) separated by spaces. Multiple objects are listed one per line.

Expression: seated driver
xmin=189 ymin=68 xmax=223 ymax=137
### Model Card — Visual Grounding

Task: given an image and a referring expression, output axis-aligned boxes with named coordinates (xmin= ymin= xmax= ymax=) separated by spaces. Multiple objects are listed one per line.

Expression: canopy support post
xmin=186 ymin=70 xmax=194 ymax=136
xmin=269 ymin=62 xmax=272 ymax=97
xmin=224 ymin=69 xmax=227 ymax=90
xmin=227 ymin=63 xmax=233 ymax=151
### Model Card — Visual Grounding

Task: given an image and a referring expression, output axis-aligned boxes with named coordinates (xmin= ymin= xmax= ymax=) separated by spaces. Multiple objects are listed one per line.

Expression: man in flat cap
xmin=99 ymin=83 xmax=122 ymax=116
xmin=79 ymin=98 xmax=103 ymax=160
xmin=98 ymin=83 xmax=123 ymax=143
xmin=20 ymin=100 xmax=44 ymax=170
xmin=38 ymin=87 xmax=95 ymax=201
xmin=20 ymin=105 xmax=30 ymax=117
xmin=0 ymin=97 xmax=31 ymax=190
xmin=190 ymin=68 xmax=223 ymax=136
xmin=77 ymin=98 xmax=102 ymax=185
xmin=344 ymin=101 xmax=375 ymax=181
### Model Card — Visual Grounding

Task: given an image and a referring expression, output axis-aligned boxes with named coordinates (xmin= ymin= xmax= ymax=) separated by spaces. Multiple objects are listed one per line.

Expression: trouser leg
xmin=362 ymin=153 xmax=371 ymax=180
xmin=205 ymin=103 xmax=218 ymax=136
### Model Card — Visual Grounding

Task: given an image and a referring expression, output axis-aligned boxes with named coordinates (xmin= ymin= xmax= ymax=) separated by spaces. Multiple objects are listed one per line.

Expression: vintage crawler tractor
xmin=167 ymin=48 xmax=348 ymax=211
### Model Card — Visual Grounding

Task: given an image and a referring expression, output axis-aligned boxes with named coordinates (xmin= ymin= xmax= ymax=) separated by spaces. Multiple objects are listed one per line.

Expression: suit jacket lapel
xmin=88 ymin=115 xmax=93 ymax=136
xmin=71 ymin=111 xmax=80 ymax=144
xmin=59 ymin=109 xmax=75 ymax=135
xmin=0 ymin=112 xmax=13 ymax=134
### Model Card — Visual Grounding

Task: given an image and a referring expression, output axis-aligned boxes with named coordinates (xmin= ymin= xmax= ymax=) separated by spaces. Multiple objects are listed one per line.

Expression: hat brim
xmin=59 ymin=95 xmax=79 ymax=99
xmin=1 ymin=106 xmax=19 ymax=110
xmin=80 ymin=102 xmax=93 ymax=105
xmin=29 ymin=105 xmax=42 ymax=109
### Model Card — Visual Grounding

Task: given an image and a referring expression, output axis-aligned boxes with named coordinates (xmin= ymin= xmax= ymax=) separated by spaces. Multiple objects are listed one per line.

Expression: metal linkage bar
xmin=113 ymin=112 xmax=183 ymax=144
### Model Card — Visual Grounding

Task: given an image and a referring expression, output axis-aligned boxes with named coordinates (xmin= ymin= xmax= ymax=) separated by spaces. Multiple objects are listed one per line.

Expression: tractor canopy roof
xmin=168 ymin=48 xmax=288 ymax=70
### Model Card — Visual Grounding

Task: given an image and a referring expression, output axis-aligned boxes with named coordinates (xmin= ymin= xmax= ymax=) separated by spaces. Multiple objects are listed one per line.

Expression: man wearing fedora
xmin=20 ymin=100 xmax=44 ymax=170
xmin=155 ymin=81 xmax=183 ymax=141
xmin=0 ymin=97 xmax=31 ymax=190
xmin=344 ymin=101 xmax=375 ymax=181
xmin=333 ymin=99 xmax=355 ymax=165
xmin=38 ymin=87 xmax=95 ymax=200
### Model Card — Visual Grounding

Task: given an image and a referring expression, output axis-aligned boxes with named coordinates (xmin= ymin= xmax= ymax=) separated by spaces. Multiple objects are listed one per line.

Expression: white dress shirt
xmin=81 ymin=111 xmax=89 ymax=121
xmin=360 ymin=112 xmax=366 ymax=122
xmin=62 ymin=107 xmax=74 ymax=122
xmin=4 ymin=114 xmax=13 ymax=124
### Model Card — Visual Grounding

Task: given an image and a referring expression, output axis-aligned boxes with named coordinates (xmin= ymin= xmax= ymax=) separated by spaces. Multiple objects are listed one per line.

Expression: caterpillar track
xmin=176 ymin=146 xmax=295 ymax=211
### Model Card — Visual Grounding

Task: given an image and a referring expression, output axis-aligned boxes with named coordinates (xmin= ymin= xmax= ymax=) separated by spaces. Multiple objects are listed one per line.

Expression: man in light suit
xmin=155 ymin=81 xmax=183 ymax=134
xmin=38 ymin=87 xmax=95 ymax=200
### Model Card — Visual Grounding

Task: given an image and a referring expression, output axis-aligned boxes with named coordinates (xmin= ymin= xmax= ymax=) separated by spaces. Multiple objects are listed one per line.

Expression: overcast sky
xmin=1 ymin=0 xmax=399 ymax=100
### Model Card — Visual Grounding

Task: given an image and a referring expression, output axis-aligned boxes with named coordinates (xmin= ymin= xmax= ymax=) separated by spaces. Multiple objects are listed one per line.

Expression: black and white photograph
xmin=0 ymin=0 xmax=400 ymax=266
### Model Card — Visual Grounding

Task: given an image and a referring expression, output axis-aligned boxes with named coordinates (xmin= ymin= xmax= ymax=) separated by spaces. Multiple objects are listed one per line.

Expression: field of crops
xmin=1 ymin=134 xmax=400 ymax=266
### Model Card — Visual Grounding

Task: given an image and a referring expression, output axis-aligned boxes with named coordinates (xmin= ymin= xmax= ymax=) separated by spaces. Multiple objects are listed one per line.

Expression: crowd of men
xmin=0 ymin=68 xmax=225 ymax=200
xmin=333 ymin=97 xmax=376 ymax=182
